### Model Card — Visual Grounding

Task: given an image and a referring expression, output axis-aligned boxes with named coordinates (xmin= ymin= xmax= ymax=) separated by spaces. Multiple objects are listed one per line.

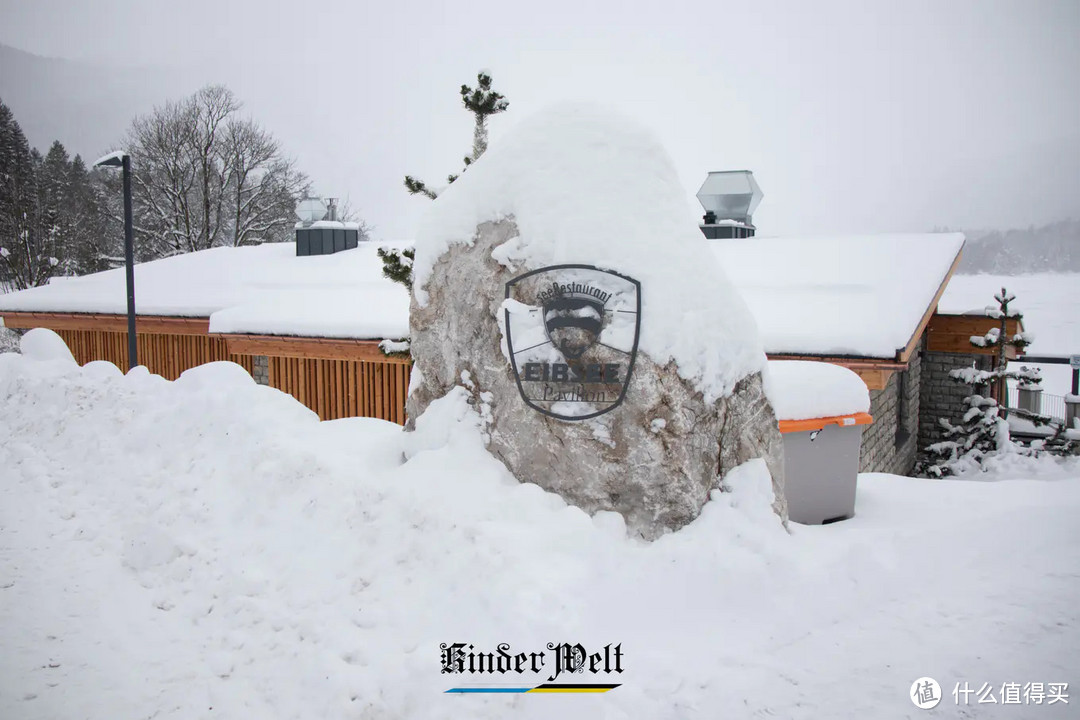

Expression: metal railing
xmin=1038 ymin=393 xmax=1068 ymax=423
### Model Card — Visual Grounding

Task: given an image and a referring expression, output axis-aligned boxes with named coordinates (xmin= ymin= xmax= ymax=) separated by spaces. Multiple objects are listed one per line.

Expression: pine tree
xmin=37 ymin=141 xmax=73 ymax=273
xmin=967 ymin=287 xmax=1030 ymax=406
xmin=402 ymin=71 xmax=509 ymax=202
xmin=66 ymin=155 xmax=119 ymax=274
xmin=461 ymin=71 xmax=509 ymax=165
xmin=393 ymin=72 xmax=508 ymax=292
xmin=0 ymin=99 xmax=58 ymax=290
xmin=377 ymin=246 xmax=414 ymax=288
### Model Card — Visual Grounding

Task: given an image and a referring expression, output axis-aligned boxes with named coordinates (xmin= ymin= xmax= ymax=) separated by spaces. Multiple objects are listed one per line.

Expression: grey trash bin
xmin=779 ymin=413 xmax=872 ymax=525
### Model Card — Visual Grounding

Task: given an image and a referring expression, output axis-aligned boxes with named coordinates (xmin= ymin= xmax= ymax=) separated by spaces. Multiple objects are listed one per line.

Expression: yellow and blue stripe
xmin=446 ymin=683 xmax=620 ymax=694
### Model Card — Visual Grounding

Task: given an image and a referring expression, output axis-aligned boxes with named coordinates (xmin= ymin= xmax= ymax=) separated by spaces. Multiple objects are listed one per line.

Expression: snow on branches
xmin=925 ymin=394 xmax=1008 ymax=477
xmin=922 ymin=286 xmax=1076 ymax=476
xmin=402 ymin=70 xmax=510 ymax=201
xmin=377 ymin=246 xmax=414 ymax=289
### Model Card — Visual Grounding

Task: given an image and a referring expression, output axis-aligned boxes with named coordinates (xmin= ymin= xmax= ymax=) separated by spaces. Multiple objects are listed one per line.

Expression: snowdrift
xmin=1 ymin=331 xmax=1078 ymax=719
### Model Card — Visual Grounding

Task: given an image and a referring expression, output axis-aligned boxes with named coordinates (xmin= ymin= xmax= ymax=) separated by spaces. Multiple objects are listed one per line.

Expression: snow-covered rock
xmin=408 ymin=105 xmax=784 ymax=539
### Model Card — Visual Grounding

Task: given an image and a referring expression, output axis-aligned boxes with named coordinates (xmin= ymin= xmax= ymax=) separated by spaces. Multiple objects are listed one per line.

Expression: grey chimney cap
xmin=696 ymin=170 xmax=763 ymax=223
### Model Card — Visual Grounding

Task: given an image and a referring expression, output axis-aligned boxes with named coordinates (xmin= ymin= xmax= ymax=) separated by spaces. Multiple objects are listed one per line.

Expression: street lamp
xmin=93 ymin=150 xmax=137 ymax=370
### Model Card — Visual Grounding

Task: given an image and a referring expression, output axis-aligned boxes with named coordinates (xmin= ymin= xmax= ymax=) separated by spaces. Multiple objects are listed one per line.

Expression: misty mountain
xmin=0 ymin=43 xmax=192 ymax=160
xmin=956 ymin=219 xmax=1080 ymax=275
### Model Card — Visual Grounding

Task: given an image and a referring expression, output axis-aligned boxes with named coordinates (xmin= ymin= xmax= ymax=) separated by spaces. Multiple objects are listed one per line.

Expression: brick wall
xmin=252 ymin=355 xmax=270 ymax=385
xmin=859 ymin=340 xmax=922 ymax=475
xmin=918 ymin=350 xmax=991 ymax=448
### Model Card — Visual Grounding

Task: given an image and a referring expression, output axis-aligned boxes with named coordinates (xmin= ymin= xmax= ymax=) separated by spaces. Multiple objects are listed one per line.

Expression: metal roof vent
xmin=696 ymin=170 xmax=763 ymax=239
xmin=294 ymin=196 xmax=361 ymax=256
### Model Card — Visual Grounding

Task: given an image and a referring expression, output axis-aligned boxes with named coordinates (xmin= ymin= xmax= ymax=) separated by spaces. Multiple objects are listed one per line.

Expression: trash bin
xmin=768 ymin=361 xmax=873 ymax=525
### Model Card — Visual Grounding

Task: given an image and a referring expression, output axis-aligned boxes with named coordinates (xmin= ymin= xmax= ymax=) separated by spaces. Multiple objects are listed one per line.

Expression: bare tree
xmin=222 ymin=118 xmax=309 ymax=246
xmin=118 ymin=85 xmax=312 ymax=258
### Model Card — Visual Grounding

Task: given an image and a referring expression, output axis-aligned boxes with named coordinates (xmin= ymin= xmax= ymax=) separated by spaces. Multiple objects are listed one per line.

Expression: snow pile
xmin=412 ymin=104 xmax=765 ymax=401
xmin=2 ymin=332 xmax=1079 ymax=718
xmin=765 ymin=360 xmax=871 ymax=421
xmin=936 ymin=435 xmax=1080 ymax=479
xmin=17 ymin=327 xmax=76 ymax=364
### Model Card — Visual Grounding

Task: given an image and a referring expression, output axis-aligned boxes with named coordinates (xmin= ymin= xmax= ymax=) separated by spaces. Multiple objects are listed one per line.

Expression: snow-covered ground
xmin=941 ymin=273 xmax=1080 ymax=398
xmin=2 ymin=332 xmax=1078 ymax=719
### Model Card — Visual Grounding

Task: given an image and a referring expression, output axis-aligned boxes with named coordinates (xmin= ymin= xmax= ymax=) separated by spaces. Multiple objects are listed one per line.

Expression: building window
xmin=895 ymin=370 xmax=911 ymax=447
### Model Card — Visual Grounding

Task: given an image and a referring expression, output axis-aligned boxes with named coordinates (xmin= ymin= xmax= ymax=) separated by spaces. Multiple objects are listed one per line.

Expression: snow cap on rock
xmin=413 ymin=103 xmax=765 ymax=401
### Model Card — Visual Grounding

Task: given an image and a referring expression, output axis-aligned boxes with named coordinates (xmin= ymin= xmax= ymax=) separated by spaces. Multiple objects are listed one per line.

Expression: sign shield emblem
xmin=504 ymin=265 xmax=641 ymax=421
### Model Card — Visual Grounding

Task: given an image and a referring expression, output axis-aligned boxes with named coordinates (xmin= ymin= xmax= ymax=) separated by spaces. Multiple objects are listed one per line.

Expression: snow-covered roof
xmin=0 ymin=232 xmax=964 ymax=356
xmin=0 ymin=242 xmax=411 ymax=340
xmin=938 ymin=273 xmax=1080 ymax=355
xmin=712 ymin=233 xmax=965 ymax=359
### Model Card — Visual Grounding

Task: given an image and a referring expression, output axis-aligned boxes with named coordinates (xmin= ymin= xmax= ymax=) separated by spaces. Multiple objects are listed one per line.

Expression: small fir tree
xmin=377 ymin=246 xmax=414 ymax=288
xmin=923 ymin=287 xmax=1075 ymax=476
xmin=968 ymin=287 xmax=1030 ymax=405
xmin=375 ymin=245 xmax=415 ymax=358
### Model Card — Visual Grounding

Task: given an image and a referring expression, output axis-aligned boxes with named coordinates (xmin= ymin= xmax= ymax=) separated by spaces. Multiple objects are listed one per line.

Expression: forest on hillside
xmin=956 ymin=219 xmax=1080 ymax=274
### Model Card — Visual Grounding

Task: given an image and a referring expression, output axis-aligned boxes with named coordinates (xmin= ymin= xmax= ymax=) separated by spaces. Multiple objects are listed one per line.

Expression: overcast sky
xmin=1 ymin=0 xmax=1078 ymax=241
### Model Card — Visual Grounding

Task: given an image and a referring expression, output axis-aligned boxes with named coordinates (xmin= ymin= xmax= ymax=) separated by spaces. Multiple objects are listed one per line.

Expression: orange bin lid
xmin=778 ymin=412 xmax=873 ymax=434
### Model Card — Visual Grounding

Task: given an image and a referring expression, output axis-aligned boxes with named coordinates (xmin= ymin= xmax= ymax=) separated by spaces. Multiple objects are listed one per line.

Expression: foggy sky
xmin=1 ymin=0 xmax=1078 ymax=241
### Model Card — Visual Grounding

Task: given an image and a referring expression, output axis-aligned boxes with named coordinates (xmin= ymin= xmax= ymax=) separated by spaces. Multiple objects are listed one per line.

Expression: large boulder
xmin=407 ymin=105 xmax=785 ymax=539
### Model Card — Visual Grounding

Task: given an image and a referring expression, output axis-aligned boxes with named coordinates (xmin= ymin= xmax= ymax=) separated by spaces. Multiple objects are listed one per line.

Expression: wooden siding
xmin=54 ymin=328 xmax=254 ymax=378
xmin=222 ymin=334 xmax=411 ymax=364
xmin=926 ymin=314 xmax=1024 ymax=358
xmin=268 ymin=356 xmax=410 ymax=422
xmin=2 ymin=311 xmax=210 ymax=334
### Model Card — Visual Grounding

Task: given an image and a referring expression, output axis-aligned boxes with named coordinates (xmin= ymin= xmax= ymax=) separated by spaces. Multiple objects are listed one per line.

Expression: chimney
xmin=696 ymin=170 xmax=762 ymax=239
xmin=293 ymin=197 xmax=360 ymax=256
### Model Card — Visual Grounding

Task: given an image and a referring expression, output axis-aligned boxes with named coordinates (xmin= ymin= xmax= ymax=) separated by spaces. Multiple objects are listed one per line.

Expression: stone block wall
xmin=918 ymin=350 xmax=991 ymax=448
xmin=252 ymin=355 xmax=270 ymax=386
xmin=858 ymin=340 xmax=922 ymax=475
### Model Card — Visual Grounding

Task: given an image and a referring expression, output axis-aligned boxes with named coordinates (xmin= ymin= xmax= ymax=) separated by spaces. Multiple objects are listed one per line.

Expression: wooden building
xmin=0 ymin=232 xmax=1016 ymax=474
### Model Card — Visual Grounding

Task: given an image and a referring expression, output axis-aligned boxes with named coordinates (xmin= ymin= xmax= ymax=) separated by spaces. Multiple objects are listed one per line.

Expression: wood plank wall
xmin=48 ymin=328 xmax=411 ymax=423
xmin=268 ymin=356 xmax=410 ymax=423
xmin=926 ymin=315 xmax=1024 ymax=357
xmin=55 ymin=328 xmax=255 ymax=378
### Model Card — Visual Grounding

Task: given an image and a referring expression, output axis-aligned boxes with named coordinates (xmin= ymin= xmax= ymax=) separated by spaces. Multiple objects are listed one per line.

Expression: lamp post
xmin=93 ymin=150 xmax=137 ymax=370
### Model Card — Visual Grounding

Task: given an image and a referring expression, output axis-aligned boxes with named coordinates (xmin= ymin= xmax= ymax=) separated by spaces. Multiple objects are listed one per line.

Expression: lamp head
xmin=93 ymin=150 xmax=128 ymax=168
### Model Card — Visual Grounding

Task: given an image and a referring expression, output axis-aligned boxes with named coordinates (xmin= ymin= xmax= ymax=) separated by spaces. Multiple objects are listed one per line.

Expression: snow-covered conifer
xmin=402 ymin=71 xmax=509 ymax=202
xmin=923 ymin=288 xmax=1075 ymax=476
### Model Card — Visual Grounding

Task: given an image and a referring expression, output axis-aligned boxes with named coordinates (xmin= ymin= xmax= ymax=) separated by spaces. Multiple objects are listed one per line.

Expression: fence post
xmin=1017 ymin=386 xmax=1043 ymax=414
xmin=1067 ymin=396 xmax=1080 ymax=430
